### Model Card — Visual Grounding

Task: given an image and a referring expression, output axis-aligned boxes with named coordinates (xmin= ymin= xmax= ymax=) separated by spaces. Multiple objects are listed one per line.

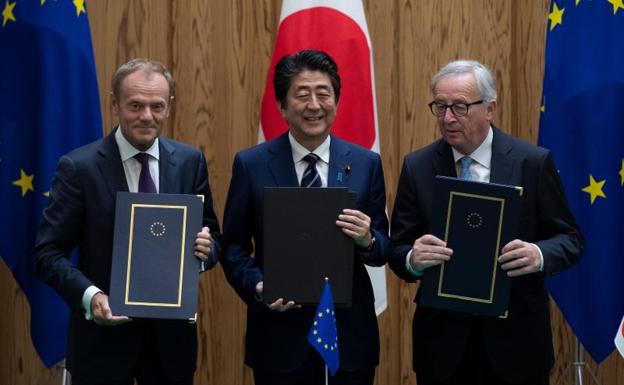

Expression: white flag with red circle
xmin=259 ymin=0 xmax=387 ymax=314
xmin=615 ymin=314 xmax=624 ymax=358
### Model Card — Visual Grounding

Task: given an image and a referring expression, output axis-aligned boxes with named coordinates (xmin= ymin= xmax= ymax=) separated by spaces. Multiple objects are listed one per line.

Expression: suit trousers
xmin=72 ymin=321 xmax=193 ymax=385
xmin=253 ymin=349 xmax=375 ymax=385
xmin=416 ymin=325 xmax=549 ymax=385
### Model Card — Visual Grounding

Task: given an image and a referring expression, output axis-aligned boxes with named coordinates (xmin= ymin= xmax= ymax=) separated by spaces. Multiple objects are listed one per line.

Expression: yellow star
xmin=540 ymin=96 xmax=545 ymax=113
xmin=12 ymin=169 xmax=35 ymax=197
xmin=41 ymin=0 xmax=46 ymax=5
xmin=608 ymin=0 xmax=624 ymax=14
xmin=619 ymin=159 xmax=624 ymax=186
xmin=73 ymin=0 xmax=85 ymax=16
xmin=548 ymin=2 xmax=565 ymax=31
xmin=318 ymin=312 xmax=323 ymax=318
xmin=576 ymin=0 xmax=581 ymax=5
xmin=2 ymin=0 xmax=16 ymax=27
xmin=581 ymin=174 xmax=606 ymax=204
xmin=44 ymin=191 xmax=50 ymax=197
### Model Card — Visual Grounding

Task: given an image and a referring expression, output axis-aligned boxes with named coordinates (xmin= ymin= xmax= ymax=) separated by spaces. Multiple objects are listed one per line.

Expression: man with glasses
xmin=389 ymin=60 xmax=583 ymax=385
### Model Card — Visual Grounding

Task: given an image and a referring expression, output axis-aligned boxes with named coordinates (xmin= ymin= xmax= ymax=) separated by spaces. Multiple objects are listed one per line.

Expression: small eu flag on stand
xmin=307 ymin=279 xmax=340 ymax=376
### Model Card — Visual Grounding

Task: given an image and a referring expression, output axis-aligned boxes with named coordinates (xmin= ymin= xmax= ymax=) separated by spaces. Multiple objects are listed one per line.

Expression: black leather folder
xmin=262 ymin=187 xmax=355 ymax=306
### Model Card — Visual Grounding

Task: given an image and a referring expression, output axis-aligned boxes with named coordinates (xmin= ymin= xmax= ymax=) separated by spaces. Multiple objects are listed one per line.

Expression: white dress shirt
xmin=288 ymin=132 xmax=330 ymax=187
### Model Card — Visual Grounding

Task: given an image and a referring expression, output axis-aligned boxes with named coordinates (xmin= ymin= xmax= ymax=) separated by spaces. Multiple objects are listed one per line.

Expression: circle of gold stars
xmin=311 ymin=308 xmax=339 ymax=351
xmin=466 ymin=212 xmax=483 ymax=229
xmin=150 ymin=221 xmax=166 ymax=237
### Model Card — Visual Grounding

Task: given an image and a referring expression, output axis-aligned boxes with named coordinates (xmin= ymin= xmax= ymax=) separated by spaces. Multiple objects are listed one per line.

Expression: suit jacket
xmin=33 ymin=130 xmax=221 ymax=383
xmin=389 ymin=127 xmax=584 ymax=383
xmin=220 ymin=133 xmax=390 ymax=372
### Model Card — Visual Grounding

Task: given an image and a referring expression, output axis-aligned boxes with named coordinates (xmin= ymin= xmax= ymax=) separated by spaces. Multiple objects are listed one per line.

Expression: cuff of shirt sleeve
xmin=405 ymin=250 xmax=424 ymax=277
xmin=82 ymin=285 xmax=102 ymax=321
xmin=530 ymin=243 xmax=545 ymax=272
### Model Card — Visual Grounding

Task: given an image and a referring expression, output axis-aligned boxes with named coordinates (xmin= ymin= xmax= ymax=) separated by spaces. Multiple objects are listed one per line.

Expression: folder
xmin=419 ymin=176 xmax=522 ymax=317
xmin=262 ymin=187 xmax=356 ymax=306
xmin=109 ymin=192 xmax=203 ymax=320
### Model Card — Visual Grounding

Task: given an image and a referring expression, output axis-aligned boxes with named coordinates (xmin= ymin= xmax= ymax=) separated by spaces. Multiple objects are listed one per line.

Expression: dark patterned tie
xmin=301 ymin=153 xmax=321 ymax=188
xmin=134 ymin=152 xmax=157 ymax=193
xmin=459 ymin=156 xmax=473 ymax=181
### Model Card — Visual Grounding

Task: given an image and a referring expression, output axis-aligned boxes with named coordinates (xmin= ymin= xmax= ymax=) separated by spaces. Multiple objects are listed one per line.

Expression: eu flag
xmin=0 ymin=1 xmax=101 ymax=367
xmin=538 ymin=0 xmax=624 ymax=363
xmin=307 ymin=280 xmax=340 ymax=376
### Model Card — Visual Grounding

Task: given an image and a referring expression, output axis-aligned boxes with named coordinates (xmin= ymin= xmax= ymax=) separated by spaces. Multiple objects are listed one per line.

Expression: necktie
xmin=301 ymin=153 xmax=321 ymax=188
xmin=459 ymin=156 xmax=472 ymax=181
xmin=134 ymin=152 xmax=157 ymax=193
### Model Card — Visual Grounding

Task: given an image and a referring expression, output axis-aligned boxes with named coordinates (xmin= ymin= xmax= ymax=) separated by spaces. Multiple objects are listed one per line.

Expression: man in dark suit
xmin=33 ymin=58 xmax=221 ymax=385
xmin=220 ymin=50 xmax=389 ymax=385
xmin=389 ymin=60 xmax=584 ymax=385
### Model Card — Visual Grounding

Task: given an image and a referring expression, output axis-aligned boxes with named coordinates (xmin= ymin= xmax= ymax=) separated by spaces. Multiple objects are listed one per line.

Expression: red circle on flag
xmin=260 ymin=7 xmax=376 ymax=149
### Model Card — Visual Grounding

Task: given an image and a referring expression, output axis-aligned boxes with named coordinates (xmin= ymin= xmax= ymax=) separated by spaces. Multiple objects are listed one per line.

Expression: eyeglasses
xmin=428 ymin=100 xmax=484 ymax=117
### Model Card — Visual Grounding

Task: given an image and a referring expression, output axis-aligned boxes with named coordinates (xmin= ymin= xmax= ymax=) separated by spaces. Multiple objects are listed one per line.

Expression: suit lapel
xmin=159 ymin=138 xmax=177 ymax=193
xmin=489 ymin=127 xmax=515 ymax=184
xmin=96 ymin=131 xmax=129 ymax=200
xmin=328 ymin=136 xmax=351 ymax=188
xmin=268 ymin=133 xmax=299 ymax=187
xmin=434 ymin=140 xmax=457 ymax=178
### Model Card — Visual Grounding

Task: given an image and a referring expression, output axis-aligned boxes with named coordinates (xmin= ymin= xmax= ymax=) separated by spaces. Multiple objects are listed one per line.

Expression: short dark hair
xmin=112 ymin=58 xmax=175 ymax=99
xmin=273 ymin=50 xmax=341 ymax=108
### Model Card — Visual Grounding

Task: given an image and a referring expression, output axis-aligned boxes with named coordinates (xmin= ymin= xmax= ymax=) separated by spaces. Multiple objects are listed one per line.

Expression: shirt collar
xmin=288 ymin=132 xmax=331 ymax=164
xmin=451 ymin=126 xmax=492 ymax=169
xmin=114 ymin=126 xmax=160 ymax=162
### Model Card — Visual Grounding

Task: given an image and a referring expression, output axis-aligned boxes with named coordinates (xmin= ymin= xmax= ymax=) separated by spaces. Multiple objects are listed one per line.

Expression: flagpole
xmin=554 ymin=337 xmax=601 ymax=385
xmin=325 ymin=364 xmax=329 ymax=385
xmin=60 ymin=359 xmax=69 ymax=385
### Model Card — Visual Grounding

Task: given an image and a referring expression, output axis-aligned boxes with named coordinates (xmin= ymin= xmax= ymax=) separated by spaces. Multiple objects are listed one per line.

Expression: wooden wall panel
xmin=2 ymin=1 xmax=624 ymax=384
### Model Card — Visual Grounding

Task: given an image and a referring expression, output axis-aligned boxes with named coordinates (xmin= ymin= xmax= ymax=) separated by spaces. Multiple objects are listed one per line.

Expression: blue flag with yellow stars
xmin=0 ymin=0 xmax=101 ymax=367
xmin=307 ymin=280 xmax=340 ymax=376
xmin=539 ymin=0 xmax=624 ymax=363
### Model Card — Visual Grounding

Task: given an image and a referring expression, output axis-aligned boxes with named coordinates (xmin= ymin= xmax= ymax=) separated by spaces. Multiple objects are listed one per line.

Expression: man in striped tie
xmin=221 ymin=50 xmax=390 ymax=385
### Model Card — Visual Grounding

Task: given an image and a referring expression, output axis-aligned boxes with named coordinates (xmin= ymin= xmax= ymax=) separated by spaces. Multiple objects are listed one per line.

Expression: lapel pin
xmin=337 ymin=172 xmax=343 ymax=182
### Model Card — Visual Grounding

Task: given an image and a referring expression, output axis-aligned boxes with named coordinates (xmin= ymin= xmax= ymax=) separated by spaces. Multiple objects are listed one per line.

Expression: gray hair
xmin=431 ymin=60 xmax=497 ymax=102
xmin=112 ymin=58 xmax=175 ymax=98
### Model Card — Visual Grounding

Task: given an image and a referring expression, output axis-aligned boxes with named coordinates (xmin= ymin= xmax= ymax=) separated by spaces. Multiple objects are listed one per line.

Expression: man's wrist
xmin=82 ymin=285 xmax=103 ymax=320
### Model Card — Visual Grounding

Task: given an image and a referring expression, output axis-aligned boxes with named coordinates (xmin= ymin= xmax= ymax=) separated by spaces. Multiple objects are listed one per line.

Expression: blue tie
xmin=459 ymin=156 xmax=472 ymax=181
xmin=301 ymin=153 xmax=321 ymax=188
xmin=134 ymin=152 xmax=157 ymax=193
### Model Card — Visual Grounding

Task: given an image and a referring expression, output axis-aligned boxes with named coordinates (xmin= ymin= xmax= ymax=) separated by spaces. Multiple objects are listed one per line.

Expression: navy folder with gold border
xmin=419 ymin=176 xmax=523 ymax=317
xmin=109 ymin=192 xmax=202 ymax=320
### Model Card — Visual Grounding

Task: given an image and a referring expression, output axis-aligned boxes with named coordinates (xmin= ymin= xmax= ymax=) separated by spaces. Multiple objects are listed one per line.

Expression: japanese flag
xmin=259 ymin=0 xmax=387 ymax=314
xmin=615 ymin=314 xmax=624 ymax=358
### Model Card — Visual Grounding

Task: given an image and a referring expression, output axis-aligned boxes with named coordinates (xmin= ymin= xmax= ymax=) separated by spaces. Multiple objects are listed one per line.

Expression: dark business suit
xmin=220 ymin=133 xmax=389 ymax=377
xmin=33 ymin=130 xmax=221 ymax=383
xmin=389 ymin=127 xmax=583 ymax=383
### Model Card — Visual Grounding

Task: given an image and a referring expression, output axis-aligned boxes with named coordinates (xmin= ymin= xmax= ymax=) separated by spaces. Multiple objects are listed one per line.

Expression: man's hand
xmin=255 ymin=281 xmax=299 ymax=312
xmin=336 ymin=209 xmax=373 ymax=248
xmin=409 ymin=234 xmax=453 ymax=271
xmin=91 ymin=292 xmax=131 ymax=326
xmin=194 ymin=226 xmax=213 ymax=261
xmin=499 ymin=239 xmax=541 ymax=277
